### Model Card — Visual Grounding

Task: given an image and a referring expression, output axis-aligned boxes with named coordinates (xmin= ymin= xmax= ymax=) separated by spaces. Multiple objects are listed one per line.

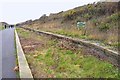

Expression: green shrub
xmin=63 ymin=10 xmax=76 ymax=20
xmin=65 ymin=50 xmax=73 ymax=54
xmin=109 ymin=12 xmax=120 ymax=21
xmin=83 ymin=13 xmax=91 ymax=20
xmin=99 ymin=23 xmax=110 ymax=31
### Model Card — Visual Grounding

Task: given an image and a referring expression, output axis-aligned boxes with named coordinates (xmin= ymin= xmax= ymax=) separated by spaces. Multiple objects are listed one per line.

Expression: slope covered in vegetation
xmin=17 ymin=2 xmax=120 ymax=51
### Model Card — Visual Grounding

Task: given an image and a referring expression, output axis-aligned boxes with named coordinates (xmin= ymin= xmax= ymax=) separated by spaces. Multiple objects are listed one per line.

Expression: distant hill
xmin=0 ymin=22 xmax=9 ymax=29
xmin=0 ymin=22 xmax=9 ymax=26
xmin=17 ymin=2 xmax=119 ymax=25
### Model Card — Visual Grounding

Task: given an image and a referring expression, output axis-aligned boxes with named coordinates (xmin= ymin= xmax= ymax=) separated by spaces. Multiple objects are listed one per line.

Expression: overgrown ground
xmin=17 ymin=28 xmax=119 ymax=78
xmin=19 ymin=2 xmax=119 ymax=52
xmin=22 ymin=11 xmax=120 ymax=52
xmin=0 ymin=26 xmax=4 ymax=30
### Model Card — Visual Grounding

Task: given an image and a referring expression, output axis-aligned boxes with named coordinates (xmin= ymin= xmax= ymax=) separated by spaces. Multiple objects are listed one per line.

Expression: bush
xmin=109 ymin=12 xmax=120 ymax=21
xmin=99 ymin=23 xmax=110 ymax=32
xmin=83 ymin=13 xmax=91 ymax=20
xmin=91 ymin=19 xmax=99 ymax=26
xmin=63 ymin=10 xmax=76 ymax=20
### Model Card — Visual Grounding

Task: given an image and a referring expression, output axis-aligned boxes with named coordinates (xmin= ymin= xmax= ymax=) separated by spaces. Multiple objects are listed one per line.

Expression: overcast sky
xmin=0 ymin=0 xmax=100 ymax=24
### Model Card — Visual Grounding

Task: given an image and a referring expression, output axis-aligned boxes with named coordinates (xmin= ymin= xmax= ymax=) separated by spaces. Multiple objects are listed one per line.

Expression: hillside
xmin=0 ymin=22 xmax=9 ymax=30
xmin=16 ymin=1 xmax=120 ymax=51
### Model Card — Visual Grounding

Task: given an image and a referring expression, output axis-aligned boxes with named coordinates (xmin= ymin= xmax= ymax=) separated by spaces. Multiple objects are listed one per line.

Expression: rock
xmin=33 ymin=54 xmax=38 ymax=58
xmin=13 ymin=66 xmax=19 ymax=72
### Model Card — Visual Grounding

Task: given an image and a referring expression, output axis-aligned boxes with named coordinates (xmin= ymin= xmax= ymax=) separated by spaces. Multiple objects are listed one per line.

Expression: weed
xmin=17 ymin=28 xmax=120 ymax=78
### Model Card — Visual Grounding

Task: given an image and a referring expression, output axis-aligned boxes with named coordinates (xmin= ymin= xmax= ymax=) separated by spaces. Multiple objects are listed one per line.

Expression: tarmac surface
xmin=0 ymin=28 xmax=16 ymax=78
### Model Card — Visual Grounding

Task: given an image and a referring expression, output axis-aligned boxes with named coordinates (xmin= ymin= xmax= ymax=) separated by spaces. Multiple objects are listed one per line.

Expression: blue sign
xmin=77 ymin=22 xmax=86 ymax=28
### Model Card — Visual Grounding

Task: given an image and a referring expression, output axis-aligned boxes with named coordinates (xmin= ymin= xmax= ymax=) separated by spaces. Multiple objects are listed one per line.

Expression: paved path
xmin=0 ymin=28 xmax=16 ymax=78
xmin=0 ymin=30 xmax=2 ymax=79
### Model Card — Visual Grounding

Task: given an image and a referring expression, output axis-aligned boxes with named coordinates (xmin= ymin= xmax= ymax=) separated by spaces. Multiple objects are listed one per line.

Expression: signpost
xmin=77 ymin=22 xmax=86 ymax=29
xmin=77 ymin=21 xmax=86 ymax=35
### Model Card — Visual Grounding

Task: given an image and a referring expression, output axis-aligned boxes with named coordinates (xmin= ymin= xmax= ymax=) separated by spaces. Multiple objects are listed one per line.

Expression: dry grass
xmin=24 ymin=19 xmax=118 ymax=52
